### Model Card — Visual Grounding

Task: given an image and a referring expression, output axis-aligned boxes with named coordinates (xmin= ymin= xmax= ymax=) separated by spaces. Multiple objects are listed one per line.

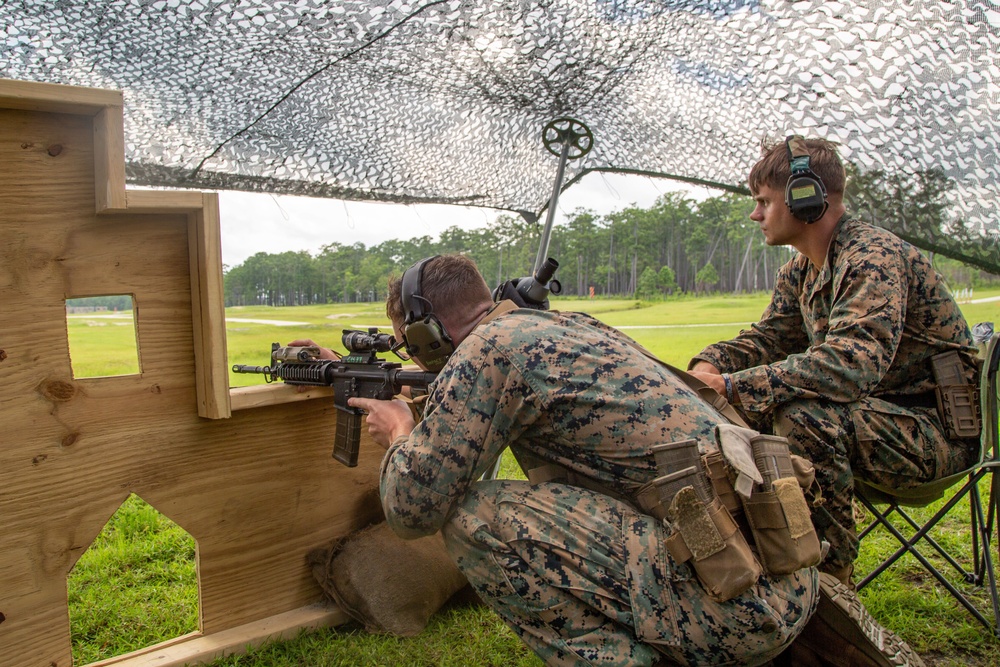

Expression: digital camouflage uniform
xmin=691 ymin=216 xmax=979 ymax=572
xmin=380 ymin=307 xmax=819 ymax=666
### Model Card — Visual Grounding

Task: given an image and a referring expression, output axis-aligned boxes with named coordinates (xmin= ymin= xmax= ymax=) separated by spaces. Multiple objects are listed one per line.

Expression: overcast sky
xmin=217 ymin=172 xmax=718 ymax=269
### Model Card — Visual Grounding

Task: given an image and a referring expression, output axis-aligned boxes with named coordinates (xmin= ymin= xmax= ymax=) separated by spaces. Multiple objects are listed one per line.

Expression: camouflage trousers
xmin=758 ymin=397 xmax=978 ymax=572
xmin=441 ymin=480 xmax=819 ymax=667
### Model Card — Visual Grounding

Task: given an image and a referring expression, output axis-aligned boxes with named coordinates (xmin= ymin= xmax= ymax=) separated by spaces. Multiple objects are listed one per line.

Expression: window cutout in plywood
xmin=66 ymin=295 xmax=140 ymax=378
xmin=68 ymin=494 xmax=200 ymax=665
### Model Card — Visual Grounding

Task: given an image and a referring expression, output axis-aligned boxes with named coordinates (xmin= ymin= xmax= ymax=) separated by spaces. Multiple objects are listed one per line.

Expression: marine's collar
xmin=474 ymin=299 xmax=520 ymax=331
xmin=805 ymin=213 xmax=854 ymax=299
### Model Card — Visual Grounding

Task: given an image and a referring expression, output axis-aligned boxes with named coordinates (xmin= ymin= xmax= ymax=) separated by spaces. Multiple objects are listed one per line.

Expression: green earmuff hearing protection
xmin=784 ymin=135 xmax=828 ymax=223
xmin=400 ymin=256 xmax=455 ymax=372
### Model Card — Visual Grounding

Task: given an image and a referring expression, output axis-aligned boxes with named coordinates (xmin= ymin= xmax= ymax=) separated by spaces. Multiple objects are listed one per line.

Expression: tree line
xmin=223 ymin=168 xmax=998 ymax=307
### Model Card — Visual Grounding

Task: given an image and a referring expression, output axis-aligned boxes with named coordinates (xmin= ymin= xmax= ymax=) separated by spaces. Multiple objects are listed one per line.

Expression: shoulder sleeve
xmin=692 ymin=259 xmax=810 ymax=372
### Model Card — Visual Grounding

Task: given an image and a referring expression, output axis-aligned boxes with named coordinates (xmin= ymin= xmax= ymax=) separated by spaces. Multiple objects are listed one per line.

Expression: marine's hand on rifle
xmin=348 ymin=397 xmax=416 ymax=448
xmin=286 ymin=338 xmax=340 ymax=360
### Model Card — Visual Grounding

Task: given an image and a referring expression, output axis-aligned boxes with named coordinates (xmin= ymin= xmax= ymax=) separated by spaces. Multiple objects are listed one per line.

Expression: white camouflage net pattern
xmin=1 ymin=0 xmax=997 ymax=260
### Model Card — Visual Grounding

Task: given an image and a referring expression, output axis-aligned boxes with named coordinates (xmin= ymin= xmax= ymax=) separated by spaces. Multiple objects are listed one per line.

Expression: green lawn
xmin=67 ymin=290 xmax=1000 ymax=666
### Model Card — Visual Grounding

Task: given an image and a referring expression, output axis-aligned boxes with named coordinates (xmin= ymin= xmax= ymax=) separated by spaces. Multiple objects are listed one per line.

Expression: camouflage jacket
xmin=380 ymin=306 xmax=724 ymax=539
xmin=691 ymin=216 xmax=977 ymax=416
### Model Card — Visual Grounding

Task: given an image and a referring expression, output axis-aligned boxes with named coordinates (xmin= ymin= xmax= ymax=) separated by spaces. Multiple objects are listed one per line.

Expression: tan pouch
xmin=790 ymin=453 xmax=823 ymax=507
xmin=742 ymin=479 xmax=822 ymax=575
xmin=742 ymin=436 xmax=822 ymax=575
xmin=663 ymin=485 xmax=762 ymax=602
xmin=931 ymin=349 xmax=981 ymax=440
xmin=702 ymin=449 xmax=742 ymax=515
xmin=702 ymin=449 xmax=755 ymax=545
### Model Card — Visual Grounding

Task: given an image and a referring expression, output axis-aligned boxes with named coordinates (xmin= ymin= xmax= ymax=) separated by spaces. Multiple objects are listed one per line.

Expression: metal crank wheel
xmin=542 ymin=117 xmax=593 ymax=159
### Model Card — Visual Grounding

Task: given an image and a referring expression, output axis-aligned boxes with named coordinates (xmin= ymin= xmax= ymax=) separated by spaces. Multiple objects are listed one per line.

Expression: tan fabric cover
xmin=308 ymin=521 xmax=469 ymax=636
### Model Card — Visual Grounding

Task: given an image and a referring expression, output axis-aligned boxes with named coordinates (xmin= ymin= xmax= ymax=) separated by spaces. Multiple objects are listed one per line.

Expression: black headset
xmin=784 ymin=135 xmax=828 ymax=223
xmin=400 ymin=256 xmax=455 ymax=372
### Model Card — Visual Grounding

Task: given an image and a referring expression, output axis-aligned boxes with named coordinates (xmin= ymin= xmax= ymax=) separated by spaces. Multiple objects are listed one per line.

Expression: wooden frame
xmin=0 ymin=78 xmax=379 ymax=667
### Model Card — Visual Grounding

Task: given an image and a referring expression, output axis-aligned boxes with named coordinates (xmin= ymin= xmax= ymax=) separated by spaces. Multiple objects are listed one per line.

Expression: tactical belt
xmin=522 ymin=433 xmax=823 ymax=603
xmin=878 ymin=391 xmax=937 ymax=410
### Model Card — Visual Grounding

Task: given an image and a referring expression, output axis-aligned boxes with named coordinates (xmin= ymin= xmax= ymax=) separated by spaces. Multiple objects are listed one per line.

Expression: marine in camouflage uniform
xmin=378 ymin=297 xmax=819 ymax=666
xmin=690 ymin=139 xmax=979 ymax=577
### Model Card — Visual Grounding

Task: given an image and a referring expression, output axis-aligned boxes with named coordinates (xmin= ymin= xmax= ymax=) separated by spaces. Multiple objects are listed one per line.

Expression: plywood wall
xmin=0 ymin=79 xmax=383 ymax=667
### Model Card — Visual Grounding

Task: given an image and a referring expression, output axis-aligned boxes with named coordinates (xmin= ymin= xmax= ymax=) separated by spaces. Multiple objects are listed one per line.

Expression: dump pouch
xmin=931 ymin=349 xmax=981 ymax=440
xmin=790 ymin=453 xmax=823 ymax=507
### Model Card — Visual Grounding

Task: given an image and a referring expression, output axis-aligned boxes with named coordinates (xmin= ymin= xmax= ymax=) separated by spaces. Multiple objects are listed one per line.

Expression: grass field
xmin=66 ymin=290 xmax=1000 ymax=666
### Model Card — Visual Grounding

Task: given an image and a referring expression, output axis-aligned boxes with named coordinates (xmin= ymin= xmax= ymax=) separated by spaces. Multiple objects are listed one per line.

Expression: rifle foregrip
xmin=333 ymin=407 xmax=363 ymax=467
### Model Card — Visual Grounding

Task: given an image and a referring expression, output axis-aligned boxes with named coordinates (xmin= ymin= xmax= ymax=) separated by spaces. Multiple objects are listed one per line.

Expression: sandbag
xmin=308 ymin=521 xmax=470 ymax=636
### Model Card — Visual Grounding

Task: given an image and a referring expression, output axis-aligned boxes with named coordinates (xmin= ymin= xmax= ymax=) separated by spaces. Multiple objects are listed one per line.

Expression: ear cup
xmin=785 ymin=172 xmax=827 ymax=222
xmin=401 ymin=316 xmax=455 ymax=372
xmin=784 ymin=135 xmax=828 ymax=223
xmin=400 ymin=256 xmax=454 ymax=371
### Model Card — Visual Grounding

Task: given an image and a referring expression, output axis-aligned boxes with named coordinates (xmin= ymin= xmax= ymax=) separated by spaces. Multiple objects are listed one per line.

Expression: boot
xmin=823 ymin=562 xmax=856 ymax=590
xmin=774 ymin=573 xmax=925 ymax=667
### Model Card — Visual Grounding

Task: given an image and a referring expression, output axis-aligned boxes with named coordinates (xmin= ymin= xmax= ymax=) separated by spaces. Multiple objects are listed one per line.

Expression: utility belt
xmin=523 ymin=426 xmax=824 ymax=604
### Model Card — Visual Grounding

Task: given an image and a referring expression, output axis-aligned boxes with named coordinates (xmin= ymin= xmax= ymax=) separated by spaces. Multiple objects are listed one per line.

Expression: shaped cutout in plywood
xmin=67 ymin=494 xmax=199 ymax=665
xmin=66 ymin=295 xmax=141 ymax=378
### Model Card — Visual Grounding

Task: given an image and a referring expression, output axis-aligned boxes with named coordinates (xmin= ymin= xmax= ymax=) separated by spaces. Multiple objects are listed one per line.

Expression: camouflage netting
xmin=1 ymin=1 xmax=997 ymax=269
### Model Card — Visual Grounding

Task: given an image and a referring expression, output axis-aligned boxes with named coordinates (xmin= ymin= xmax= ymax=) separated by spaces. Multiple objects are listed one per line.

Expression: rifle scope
xmin=342 ymin=328 xmax=395 ymax=354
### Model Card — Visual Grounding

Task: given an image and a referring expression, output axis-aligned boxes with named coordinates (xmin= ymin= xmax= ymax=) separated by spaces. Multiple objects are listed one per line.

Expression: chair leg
xmin=894 ymin=502 xmax=969 ymax=576
xmin=974 ymin=471 xmax=1000 ymax=637
xmin=857 ymin=470 xmax=1000 ymax=638
xmin=857 ymin=476 xmax=979 ymax=588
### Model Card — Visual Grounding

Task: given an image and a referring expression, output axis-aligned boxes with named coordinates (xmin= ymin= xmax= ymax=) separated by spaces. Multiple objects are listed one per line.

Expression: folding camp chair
xmin=854 ymin=330 xmax=1000 ymax=637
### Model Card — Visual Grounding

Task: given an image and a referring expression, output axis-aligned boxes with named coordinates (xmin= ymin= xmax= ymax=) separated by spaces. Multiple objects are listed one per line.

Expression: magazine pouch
xmin=742 ymin=435 xmax=823 ymax=575
xmin=701 ymin=449 xmax=752 ymax=544
xmin=639 ymin=440 xmax=761 ymax=602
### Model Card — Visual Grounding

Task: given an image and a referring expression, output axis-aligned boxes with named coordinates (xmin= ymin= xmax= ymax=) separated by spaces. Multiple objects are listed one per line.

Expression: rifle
xmin=232 ymin=329 xmax=437 ymax=467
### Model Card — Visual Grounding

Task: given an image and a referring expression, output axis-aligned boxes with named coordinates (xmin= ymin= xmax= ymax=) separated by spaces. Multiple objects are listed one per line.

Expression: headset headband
xmin=786 ymin=135 xmax=813 ymax=174
xmin=401 ymin=255 xmax=439 ymax=325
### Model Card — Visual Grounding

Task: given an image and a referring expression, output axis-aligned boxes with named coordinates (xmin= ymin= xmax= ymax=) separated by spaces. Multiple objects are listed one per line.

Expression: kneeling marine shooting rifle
xmin=232 ymin=328 xmax=437 ymax=467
